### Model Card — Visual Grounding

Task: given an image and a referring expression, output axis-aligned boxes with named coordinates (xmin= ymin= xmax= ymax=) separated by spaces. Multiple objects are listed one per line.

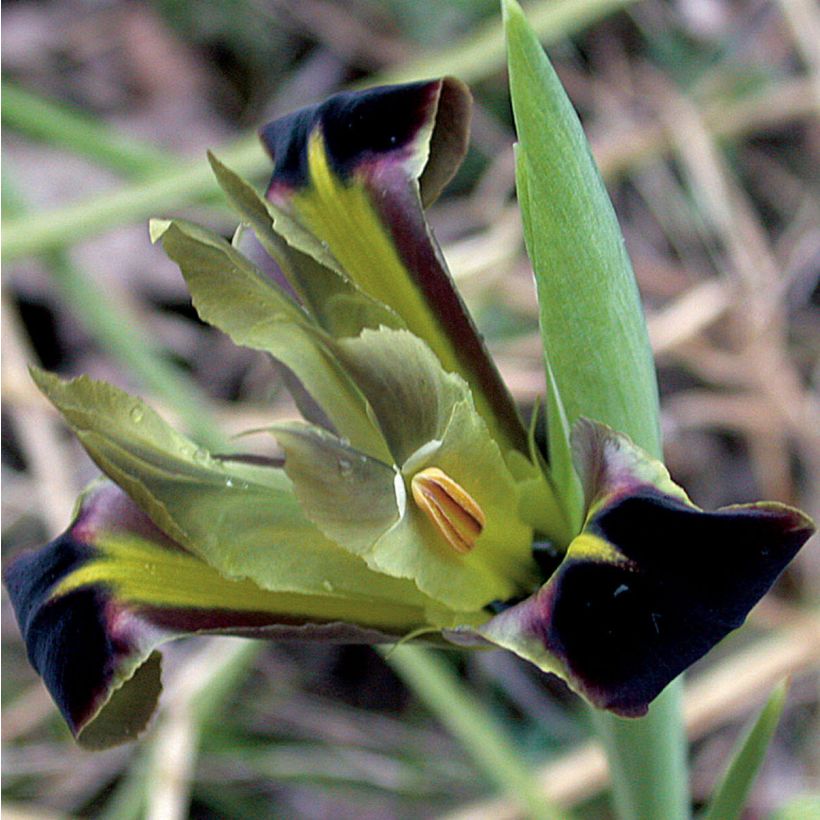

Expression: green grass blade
xmin=376 ymin=0 xmax=636 ymax=87
xmin=384 ymin=646 xmax=569 ymax=820
xmin=701 ymin=681 xmax=789 ymax=820
xmin=2 ymin=80 xmax=172 ymax=178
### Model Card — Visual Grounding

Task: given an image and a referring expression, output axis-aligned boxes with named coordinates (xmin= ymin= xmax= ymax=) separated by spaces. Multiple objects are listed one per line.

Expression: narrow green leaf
xmin=503 ymin=0 xmax=660 ymax=457
xmin=513 ymin=144 xmax=582 ymax=539
xmin=702 ymin=680 xmax=789 ymax=820
xmin=503 ymin=5 xmax=686 ymax=820
xmin=2 ymin=80 xmax=171 ymax=178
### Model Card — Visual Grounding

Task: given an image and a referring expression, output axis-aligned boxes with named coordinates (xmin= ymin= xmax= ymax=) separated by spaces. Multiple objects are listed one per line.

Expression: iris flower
xmin=5 ymin=78 xmax=813 ymax=749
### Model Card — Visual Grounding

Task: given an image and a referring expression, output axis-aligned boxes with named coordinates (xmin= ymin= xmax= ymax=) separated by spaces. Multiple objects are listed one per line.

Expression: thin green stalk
xmin=3 ymin=172 xmax=226 ymax=448
xmin=1 ymin=0 xmax=636 ymax=262
xmin=1 ymin=135 xmax=266 ymax=261
xmin=383 ymin=645 xmax=567 ymax=820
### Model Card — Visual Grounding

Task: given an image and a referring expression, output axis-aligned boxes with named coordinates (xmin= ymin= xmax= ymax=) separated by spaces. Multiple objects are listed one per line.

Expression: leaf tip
xmin=500 ymin=0 xmax=521 ymax=25
xmin=206 ymin=150 xmax=225 ymax=175
xmin=148 ymin=218 xmax=172 ymax=244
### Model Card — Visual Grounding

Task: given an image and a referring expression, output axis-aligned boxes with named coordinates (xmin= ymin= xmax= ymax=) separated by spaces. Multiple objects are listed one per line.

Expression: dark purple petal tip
xmin=260 ymin=78 xmax=471 ymax=207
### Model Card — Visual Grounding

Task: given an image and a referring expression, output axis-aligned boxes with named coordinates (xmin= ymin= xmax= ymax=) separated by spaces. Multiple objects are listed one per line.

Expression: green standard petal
xmin=151 ymin=217 xmax=390 ymax=461
xmin=271 ymin=365 xmax=537 ymax=611
xmin=270 ymin=421 xmax=401 ymax=553
xmin=30 ymin=368 xmax=429 ymax=607
xmin=4 ymin=481 xmax=435 ymax=748
xmin=259 ymin=78 xmax=527 ymax=456
xmin=332 ymin=326 xmax=468 ymax=466
xmin=472 ymin=420 xmax=815 ymax=716
xmin=382 ymin=399 xmax=537 ymax=611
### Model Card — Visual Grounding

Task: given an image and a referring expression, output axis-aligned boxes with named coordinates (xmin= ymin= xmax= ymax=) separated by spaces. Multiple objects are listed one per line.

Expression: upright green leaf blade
xmin=702 ymin=680 xmax=789 ymax=820
xmin=503 ymin=5 xmax=684 ymax=820
xmin=503 ymin=0 xmax=660 ymax=457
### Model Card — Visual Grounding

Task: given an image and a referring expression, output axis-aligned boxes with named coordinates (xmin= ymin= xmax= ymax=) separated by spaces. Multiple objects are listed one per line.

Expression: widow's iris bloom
xmin=5 ymin=78 xmax=813 ymax=748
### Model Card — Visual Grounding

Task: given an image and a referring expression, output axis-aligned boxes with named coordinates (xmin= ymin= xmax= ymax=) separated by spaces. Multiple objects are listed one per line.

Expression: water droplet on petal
xmin=225 ymin=478 xmax=234 ymax=488
xmin=193 ymin=447 xmax=208 ymax=464
xmin=338 ymin=458 xmax=353 ymax=478
xmin=129 ymin=405 xmax=144 ymax=423
xmin=322 ymin=580 xmax=334 ymax=592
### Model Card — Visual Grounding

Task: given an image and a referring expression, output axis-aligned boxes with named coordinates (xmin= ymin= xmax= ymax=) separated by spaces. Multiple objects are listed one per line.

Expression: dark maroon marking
xmin=365 ymin=166 xmax=527 ymax=452
xmin=136 ymin=605 xmax=403 ymax=644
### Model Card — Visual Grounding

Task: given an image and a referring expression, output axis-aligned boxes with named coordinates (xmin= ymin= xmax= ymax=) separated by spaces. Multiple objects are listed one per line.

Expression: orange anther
xmin=411 ymin=467 xmax=485 ymax=554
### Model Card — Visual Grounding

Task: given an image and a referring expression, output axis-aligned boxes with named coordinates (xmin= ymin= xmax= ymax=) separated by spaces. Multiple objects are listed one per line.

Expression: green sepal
xmin=30 ymin=367 xmax=429 ymax=606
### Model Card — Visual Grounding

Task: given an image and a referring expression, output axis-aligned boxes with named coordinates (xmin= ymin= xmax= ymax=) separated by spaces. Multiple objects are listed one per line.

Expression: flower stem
xmin=590 ymin=681 xmax=689 ymax=820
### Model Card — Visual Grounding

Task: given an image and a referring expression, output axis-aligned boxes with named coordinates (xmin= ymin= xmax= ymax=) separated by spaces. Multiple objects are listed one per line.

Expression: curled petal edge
xmin=449 ymin=421 xmax=815 ymax=716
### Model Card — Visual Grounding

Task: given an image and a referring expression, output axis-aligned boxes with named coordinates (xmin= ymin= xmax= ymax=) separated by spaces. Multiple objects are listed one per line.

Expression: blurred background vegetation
xmin=2 ymin=0 xmax=818 ymax=817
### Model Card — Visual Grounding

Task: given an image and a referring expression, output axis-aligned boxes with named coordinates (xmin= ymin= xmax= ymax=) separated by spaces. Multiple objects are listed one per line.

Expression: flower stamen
xmin=411 ymin=467 xmax=485 ymax=554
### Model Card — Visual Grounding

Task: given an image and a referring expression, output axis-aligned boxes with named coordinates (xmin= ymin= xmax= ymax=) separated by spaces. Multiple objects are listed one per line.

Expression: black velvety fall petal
xmin=3 ymin=481 xmax=410 ymax=748
xmin=260 ymin=81 xmax=440 ymax=189
xmin=473 ymin=422 xmax=815 ymax=716
xmin=4 ymin=532 xmax=163 ymax=748
xmin=543 ymin=490 xmax=813 ymax=715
